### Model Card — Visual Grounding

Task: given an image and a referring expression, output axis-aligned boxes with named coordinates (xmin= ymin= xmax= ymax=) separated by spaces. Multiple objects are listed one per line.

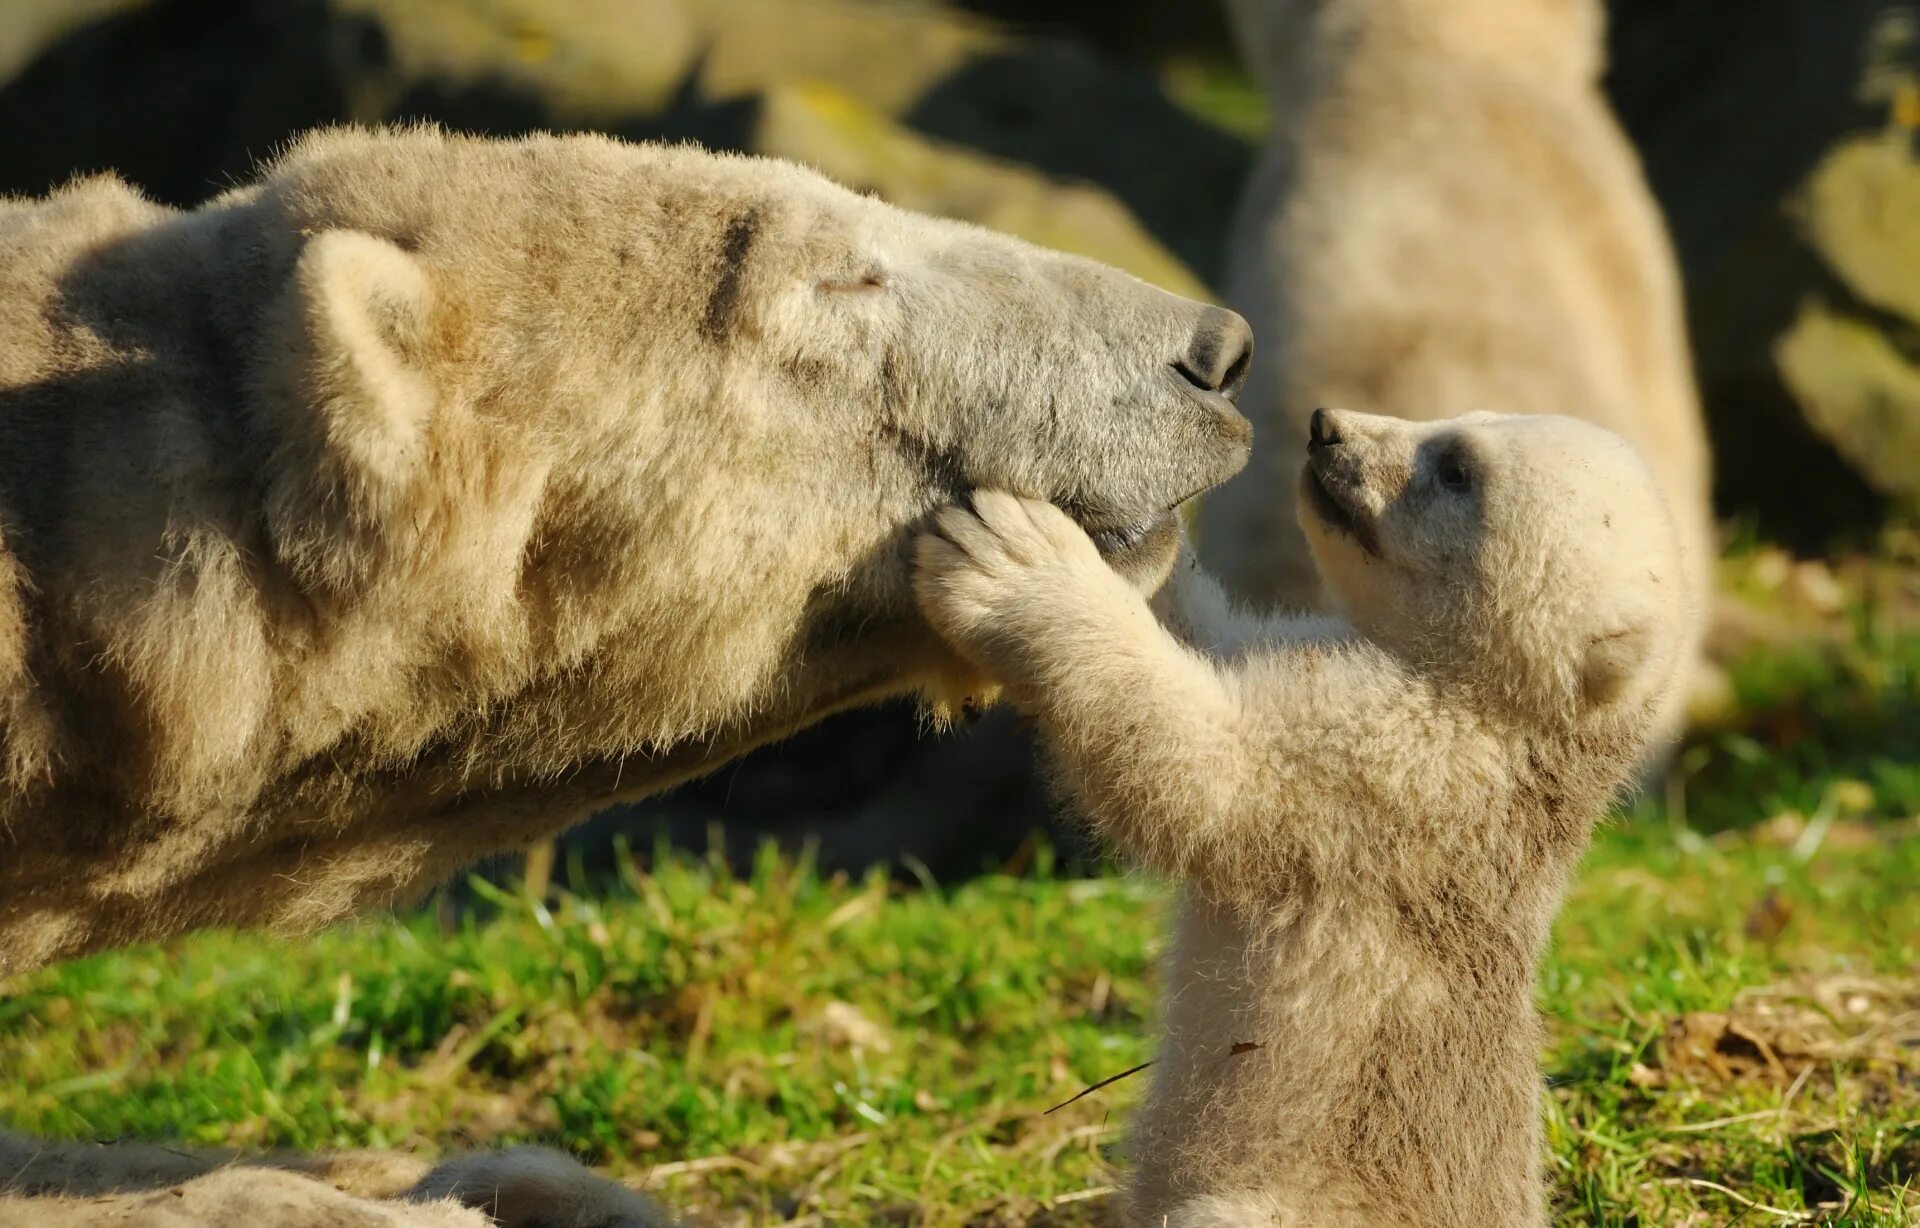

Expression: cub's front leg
xmin=913 ymin=491 xmax=1155 ymax=690
xmin=914 ymin=493 xmax=1248 ymax=880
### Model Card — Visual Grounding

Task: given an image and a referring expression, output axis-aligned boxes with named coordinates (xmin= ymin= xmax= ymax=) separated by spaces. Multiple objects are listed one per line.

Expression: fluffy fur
xmin=0 ymin=1170 xmax=484 ymax=1228
xmin=1203 ymin=0 xmax=1712 ymax=637
xmin=915 ymin=410 xmax=1691 ymax=1226
xmin=0 ymin=1137 xmax=665 ymax=1228
xmin=0 ymin=124 xmax=1252 ymax=973
xmin=0 ymin=1132 xmax=438 ymax=1203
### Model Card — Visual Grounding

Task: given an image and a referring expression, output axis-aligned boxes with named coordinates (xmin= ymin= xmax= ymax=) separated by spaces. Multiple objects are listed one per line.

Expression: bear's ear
xmin=293 ymin=230 xmax=437 ymax=490
xmin=1580 ymin=621 xmax=1654 ymax=708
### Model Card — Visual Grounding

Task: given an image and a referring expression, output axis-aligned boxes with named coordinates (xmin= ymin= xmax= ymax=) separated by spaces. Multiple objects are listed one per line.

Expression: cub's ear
xmin=293 ymin=230 xmax=437 ymax=491
xmin=1580 ymin=621 xmax=1654 ymax=708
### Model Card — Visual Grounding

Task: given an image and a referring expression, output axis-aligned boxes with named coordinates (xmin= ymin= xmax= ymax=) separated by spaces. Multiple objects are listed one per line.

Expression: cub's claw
xmin=913 ymin=491 xmax=1131 ymax=678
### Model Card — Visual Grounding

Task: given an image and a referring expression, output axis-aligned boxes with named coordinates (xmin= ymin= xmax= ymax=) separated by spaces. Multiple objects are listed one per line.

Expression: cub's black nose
xmin=1175 ymin=308 xmax=1254 ymax=400
xmin=1308 ymin=407 xmax=1341 ymax=451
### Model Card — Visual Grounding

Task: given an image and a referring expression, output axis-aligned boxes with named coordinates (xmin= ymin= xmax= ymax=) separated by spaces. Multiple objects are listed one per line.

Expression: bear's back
xmin=0 ymin=176 xmax=179 ymax=389
xmin=1204 ymin=4 xmax=1712 ymax=629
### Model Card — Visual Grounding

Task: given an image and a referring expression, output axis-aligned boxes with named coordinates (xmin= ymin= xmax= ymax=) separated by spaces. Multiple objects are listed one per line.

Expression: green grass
xmin=3 ymin=545 xmax=1917 ymax=1225
xmin=5 ymin=824 xmax=1914 ymax=1224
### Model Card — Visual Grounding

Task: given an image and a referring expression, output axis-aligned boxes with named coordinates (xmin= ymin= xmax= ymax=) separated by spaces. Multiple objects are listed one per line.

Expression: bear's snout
xmin=1174 ymin=308 xmax=1255 ymax=402
xmin=1309 ymin=407 xmax=1341 ymax=451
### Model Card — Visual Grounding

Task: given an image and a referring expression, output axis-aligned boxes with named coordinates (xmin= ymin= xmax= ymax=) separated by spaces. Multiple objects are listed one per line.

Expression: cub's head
xmin=1297 ymin=409 xmax=1689 ymax=727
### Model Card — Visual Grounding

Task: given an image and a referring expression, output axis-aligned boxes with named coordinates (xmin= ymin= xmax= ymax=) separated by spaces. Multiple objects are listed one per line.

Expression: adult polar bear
xmin=1204 ymin=0 xmax=1713 ymax=619
xmin=0 ymin=124 xmax=1253 ymax=974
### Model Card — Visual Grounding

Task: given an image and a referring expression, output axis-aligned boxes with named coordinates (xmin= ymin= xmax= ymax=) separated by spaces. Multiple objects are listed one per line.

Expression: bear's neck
xmin=0 ymin=437 xmax=934 ymax=971
xmin=1238 ymin=0 xmax=1603 ymax=109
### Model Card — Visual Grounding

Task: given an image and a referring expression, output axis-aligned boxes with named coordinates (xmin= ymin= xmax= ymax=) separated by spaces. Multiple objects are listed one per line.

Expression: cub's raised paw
xmin=913 ymin=490 xmax=1119 ymax=673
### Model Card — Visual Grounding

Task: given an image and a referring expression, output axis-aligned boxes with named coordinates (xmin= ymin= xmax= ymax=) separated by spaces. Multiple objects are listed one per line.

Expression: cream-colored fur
xmin=0 ymin=1169 xmax=484 ymax=1228
xmin=0 ymin=1132 xmax=433 ymax=1203
xmin=1204 ymin=0 xmax=1712 ymax=641
xmin=0 ymin=124 xmax=1252 ymax=974
xmin=0 ymin=1137 xmax=666 ymax=1228
xmin=916 ymin=410 xmax=1691 ymax=1226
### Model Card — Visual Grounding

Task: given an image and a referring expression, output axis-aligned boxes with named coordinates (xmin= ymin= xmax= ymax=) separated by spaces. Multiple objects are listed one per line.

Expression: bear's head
xmin=240 ymin=127 xmax=1251 ymax=755
xmin=639 ymin=145 xmax=1258 ymax=594
xmin=1297 ymin=408 xmax=1690 ymax=728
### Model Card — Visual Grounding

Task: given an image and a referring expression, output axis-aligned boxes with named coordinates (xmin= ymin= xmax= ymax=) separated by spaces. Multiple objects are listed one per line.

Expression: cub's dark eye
xmin=1437 ymin=449 xmax=1473 ymax=493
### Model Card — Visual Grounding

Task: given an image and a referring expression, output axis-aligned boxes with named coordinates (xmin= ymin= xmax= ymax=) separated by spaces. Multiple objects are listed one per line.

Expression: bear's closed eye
xmin=818 ymin=273 xmax=887 ymax=293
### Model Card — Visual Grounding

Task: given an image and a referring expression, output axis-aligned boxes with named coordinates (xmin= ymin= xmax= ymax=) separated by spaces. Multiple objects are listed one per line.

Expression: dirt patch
xmin=1637 ymin=974 xmax=1920 ymax=1089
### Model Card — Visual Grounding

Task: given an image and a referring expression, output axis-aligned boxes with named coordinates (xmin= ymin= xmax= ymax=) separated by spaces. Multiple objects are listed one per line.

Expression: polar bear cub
xmin=915 ymin=409 xmax=1691 ymax=1227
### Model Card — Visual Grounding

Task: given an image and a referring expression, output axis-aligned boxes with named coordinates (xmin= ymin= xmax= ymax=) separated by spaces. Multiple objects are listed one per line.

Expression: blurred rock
xmin=0 ymin=0 xmax=132 ymax=81
xmin=753 ymin=81 xmax=1206 ymax=295
xmin=1607 ymin=0 xmax=1920 ymax=542
xmin=343 ymin=0 xmax=701 ymax=120
xmin=949 ymin=0 xmax=1235 ymax=66
xmin=1784 ymin=557 xmax=1849 ymax=615
xmin=1796 ymin=130 xmax=1920 ymax=323
xmin=1774 ymin=133 xmax=1920 ymax=500
xmin=0 ymin=0 xmax=377 ymax=208
xmin=692 ymin=0 xmax=993 ymax=113
xmin=1681 ymin=659 xmax=1737 ymax=729
xmin=905 ymin=39 xmax=1250 ymax=284
xmin=0 ymin=0 xmax=1237 ymax=296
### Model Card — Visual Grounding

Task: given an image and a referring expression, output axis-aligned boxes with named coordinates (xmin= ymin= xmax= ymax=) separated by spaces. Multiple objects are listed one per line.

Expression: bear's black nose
xmin=1175 ymin=308 xmax=1254 ymax=401
xmin=1308 ymin=407 xmax=1341 ymax=451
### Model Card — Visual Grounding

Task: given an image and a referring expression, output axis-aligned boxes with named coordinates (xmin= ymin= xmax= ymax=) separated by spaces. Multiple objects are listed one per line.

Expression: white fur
xmin=916 ymin=410 xmax=1691 ymax=1227
xmin=0 ymin=1137 xmax=670 ymax=1228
